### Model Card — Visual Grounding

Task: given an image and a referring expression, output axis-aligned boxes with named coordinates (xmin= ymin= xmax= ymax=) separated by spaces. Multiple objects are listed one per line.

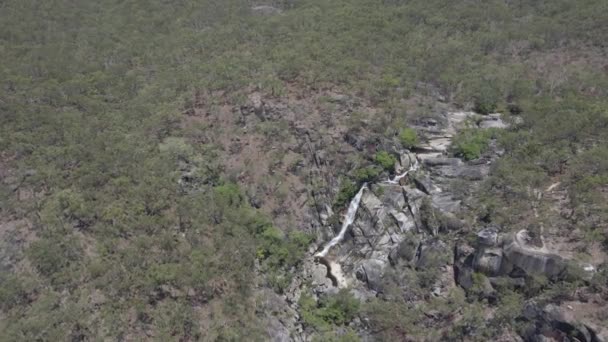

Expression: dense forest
xmin=1 ymin=0 xmax=607 ymax=341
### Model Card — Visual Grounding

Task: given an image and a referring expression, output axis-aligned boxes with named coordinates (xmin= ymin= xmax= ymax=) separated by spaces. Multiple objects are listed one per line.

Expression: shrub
xmin=452 ymin=129 xmax=494 ymax=160
xmin=473 ymin=86 xmax=500 ymax=114
xmin=354 ymin=166 xmax=381 ymax=183
xmin=334 ymin=179 xmax=359 ymax=208
xmin=0 ymin=275 xmax=30 ymax=311
xmin=374 ymin=151 xmax=397 ymax=172
xmin=255 ymin=225 xmax=313 ymax=293
xmin=399 ymin=128 xmax=419 ymax=148
xmin=27 ymin=235 xmax=82 ymax=278
xmin=299 ymin=289 xmax=360 ymax=331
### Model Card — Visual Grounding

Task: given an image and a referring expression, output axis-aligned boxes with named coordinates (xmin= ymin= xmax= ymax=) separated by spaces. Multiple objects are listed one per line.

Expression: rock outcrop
xmin=463 ymin=228 xmax=579 ymax=280
xmin=522 ymin=302 xmax=608 ymax=342
xmin=305 ymin=111 xmax=511 ymax=297
xmin=276 ymin=109 xmax=599 ymax=341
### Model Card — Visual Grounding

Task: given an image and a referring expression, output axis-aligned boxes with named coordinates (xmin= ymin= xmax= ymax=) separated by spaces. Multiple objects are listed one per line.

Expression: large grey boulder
xmin=412 ymin=173 xmax=441 ymax=195
xmin=431 ymin=193 xmax=461 ymax=213
xmin=477 ymin=227 xmax=499 ymax=246
xmin=378 ymin=184 xmax=407 ymax=211
xmin=311 ymin=263 xmax=333 ymax=288
xmin=473 ymin=247 xmax=505 ymax=276
xmin=416 ymin=239 xmax=450 ymax=269
xmin=502 ymin=231 xmax=567 ymax=278
xmin=356 ymin=259 xmax=385 ymax=291
xmin=522 ymin=302 xmax=602 ymax=342
xmin=426 ymin=137 xmax=453 ymax=152
xmin=454 ymin=243 xmax=476 ymax=290
xmin=399 ymin=151 xmax=417 ymax=171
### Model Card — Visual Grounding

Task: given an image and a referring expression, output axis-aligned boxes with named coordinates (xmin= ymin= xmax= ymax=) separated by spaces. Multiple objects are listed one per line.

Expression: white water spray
xmin=315 ymin=184 xmax=367 ymax=258
xmin=385 ymin=158 xmax=419 ymax=184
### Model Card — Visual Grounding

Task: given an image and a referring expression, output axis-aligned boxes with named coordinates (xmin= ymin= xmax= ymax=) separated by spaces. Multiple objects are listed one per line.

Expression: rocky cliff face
xmin=204 ymin=90 xmax=605 ymax=341
xmin=260 ymin=107 xmax=604 ymax=341
xmin=306 ymin=111 xmax=503 ymax=294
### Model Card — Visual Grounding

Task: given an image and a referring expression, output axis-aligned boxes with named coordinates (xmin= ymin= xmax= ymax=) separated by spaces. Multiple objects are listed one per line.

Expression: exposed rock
xmin=257 ymin=289 xmax=299 ymax=342
xmin=455 ymin=262 xmax=475 ymax=290
xmin=422 ymin=157 xmax=463 ymax=167
xmin=457 ymin=164 xmax=489 ymax=181
xmin=311 ymin=263 xmax=333 ymax=288
xmin=477 ymin=227 xmax=499 ymax=247
xmin=502 ymin=231 xmax=567 ymax=278
xmin=522 ymin=302 xmax=601 ymax=342
xmin=586 ymin=323 xmax=608 ymax=342
xmin=431 ymin=193 xmax=461 ymax=213
xmin=377 ymin=184 xmax=407 ymax=210
xmin=399 ymin=151 xmax=417 ymax=171
xmin=344 ymin=131 xmax=366 ymax=151
xmin=453 ymin=241 xmax=497 ymax=297
xmin=251 ymin=5 xmax=282 ymax=16
xmin=356 ymin=259 xmax=385 ymax=291
xmin=416 ymin=152 xmax=444 ymax=162
xmin=479 ymin=114 xmax=508 ymax=129
xmin=457 ymin=228 xmax=595 ymax=286
xmin=438 ymin=212 xmax=465 ymax=232
xmin=293 ymin=110 xmax=545 ymax=340
xmin=412 ymin=173 xmax=441 ymax=195
xmin=416 ymin=239 xmax=449 ymax=269
xmin=426 ymin=137 xmax=453 ymax=152
xmin=473 ymin=247 xmax=504 ymax=276
xmin=454 ymin=243 xmax=476 ymax=290
xmin=389 ymin=210 xmax=416 ymax=233
xmin=424 ymin=157 xmax=467 ymax=179
xmin=352 ymin=191 xmax=387 ymax=239
xmin=389 ymin=233 xmax=420 ymax=265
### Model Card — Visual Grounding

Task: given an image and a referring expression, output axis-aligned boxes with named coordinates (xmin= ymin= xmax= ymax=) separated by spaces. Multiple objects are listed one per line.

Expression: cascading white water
xmin=314 ymin=154 xmax=419 ymax=258
xmin=385 ymin=158 xmax=419 ymax=184
xmin=315 ymin=184 xmax=367 ymax=258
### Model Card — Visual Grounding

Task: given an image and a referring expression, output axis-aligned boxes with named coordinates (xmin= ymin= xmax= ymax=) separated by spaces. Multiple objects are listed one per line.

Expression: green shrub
xmin=473 ymin=85 xmax=500 ymax=114
xmin=374 ymin=151 xmax=397 ymax=172
xmin=255 ymin=225 xmax=313 ymax=293
xmin=334 ymin=179 xmax=359 ymax=208
xmin=0 ymin=275 xmax=31 ymax=311
xmin=299 ymin=289 xmax=360 ymax=331
xmin=354 ymin=166 xmax=381 ymax=183
xmin=27 ymin=235 xmax=82 ymax=278
xmin=452 ymin=129 xmax=494 ymax=160
xmin=399 ymin=128 xmax=419 ymax=148
xmin=149 ymin=263 xmax=180 ymax=286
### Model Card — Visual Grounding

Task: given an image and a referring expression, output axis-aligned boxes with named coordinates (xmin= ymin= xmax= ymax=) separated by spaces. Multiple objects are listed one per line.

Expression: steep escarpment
xmin=275 ymin=110 xmax=607 ymax=341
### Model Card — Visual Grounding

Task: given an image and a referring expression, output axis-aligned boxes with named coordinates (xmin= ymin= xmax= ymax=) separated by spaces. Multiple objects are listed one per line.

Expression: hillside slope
xmin=1 ymin=0 xmax=607 ymax=341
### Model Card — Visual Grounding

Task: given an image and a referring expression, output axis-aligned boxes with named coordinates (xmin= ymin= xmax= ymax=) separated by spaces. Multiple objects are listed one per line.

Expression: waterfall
xmin=385 ymin=158 xmax=419 ymax=184
xmin=315 ymin=184 xmax=367 ymax=258
xmin=314 ymin=154 xmax=419 ymax=258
